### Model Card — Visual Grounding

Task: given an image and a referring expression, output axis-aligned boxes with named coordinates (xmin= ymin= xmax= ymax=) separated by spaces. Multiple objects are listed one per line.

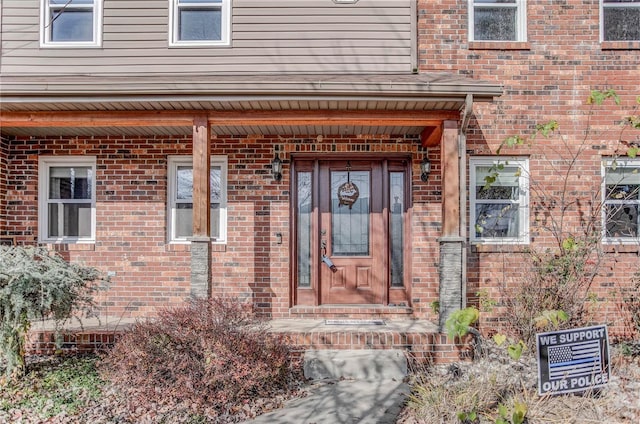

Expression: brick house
xmin=1 ymin=0 xmax=639 ymax=342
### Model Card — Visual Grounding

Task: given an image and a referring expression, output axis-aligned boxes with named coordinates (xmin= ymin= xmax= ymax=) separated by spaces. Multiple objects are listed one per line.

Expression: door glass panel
xmin=331 ymin=170 xmax=370 ymax=256
xmin=390 ymin=172 xmax=404 ymax=287
xmin=297 ymin=172 xmax=312 ymax=287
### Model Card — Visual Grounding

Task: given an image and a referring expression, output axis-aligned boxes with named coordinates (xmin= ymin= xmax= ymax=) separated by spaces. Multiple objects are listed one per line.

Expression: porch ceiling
xmin=0 ymin=73 xmax=503 ymax=138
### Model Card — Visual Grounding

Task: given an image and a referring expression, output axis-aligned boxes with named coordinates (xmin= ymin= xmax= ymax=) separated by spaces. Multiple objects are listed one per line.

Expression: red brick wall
xmin=418 ymin=0 xmax=640 ymax=338
xmin=4 ymin=135 xmax=441 ymax=320
xmin=0 ymin=137 xmax=7 ymax=236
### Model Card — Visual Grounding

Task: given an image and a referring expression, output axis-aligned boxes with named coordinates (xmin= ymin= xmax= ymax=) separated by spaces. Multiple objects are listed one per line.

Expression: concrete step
xmin=303 ymin=349 xmax=407 ymax=381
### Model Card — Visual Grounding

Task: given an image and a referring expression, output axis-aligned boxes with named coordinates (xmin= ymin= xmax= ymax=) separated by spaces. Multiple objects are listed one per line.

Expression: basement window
xmin=41 ymin=0 xmax=102 ymax=47
xmin=601 ymin=0 xmax=640 ymax=41
xmin=169 ymin=0 xmax=231 ymax=46
xmin=167 ymin=156 xmax=227 ymax=243
xmin=603 ymin=159 xmax=640 ymax=243
xmin=39 ymin=157 xmax=96 ymax=243
xmin=469 ymin=0 xmax=527 ymax=42
xmin=470 ymin=157 xmax=529 ymax=244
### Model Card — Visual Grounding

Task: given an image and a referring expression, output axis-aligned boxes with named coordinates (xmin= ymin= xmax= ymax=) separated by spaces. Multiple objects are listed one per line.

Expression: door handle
xmin=321 ymin=240 xmax=337 ymax=272
xmin=322 ymin=255 xmax=338 ymax=273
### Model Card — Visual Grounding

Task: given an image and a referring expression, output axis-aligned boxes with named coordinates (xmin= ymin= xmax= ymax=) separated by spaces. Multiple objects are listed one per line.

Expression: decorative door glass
xmin=331 ymin=170 xmax=370 ymax=256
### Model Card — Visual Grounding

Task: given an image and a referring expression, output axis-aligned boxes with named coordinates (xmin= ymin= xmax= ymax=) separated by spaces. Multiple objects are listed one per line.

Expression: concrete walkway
xmin=241 ymin=378 xmax=408 ymax=424
xmin=241 ymin=349 xmax=410 ymax=424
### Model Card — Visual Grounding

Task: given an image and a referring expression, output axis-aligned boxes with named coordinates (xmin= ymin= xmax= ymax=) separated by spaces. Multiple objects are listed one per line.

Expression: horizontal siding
xmin=0 ymin=0 xmax=413 ymax=77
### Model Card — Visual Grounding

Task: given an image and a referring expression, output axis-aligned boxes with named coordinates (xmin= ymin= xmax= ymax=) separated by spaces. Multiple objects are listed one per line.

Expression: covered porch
xmin=1 ymin=73 xmax=502 ymax=329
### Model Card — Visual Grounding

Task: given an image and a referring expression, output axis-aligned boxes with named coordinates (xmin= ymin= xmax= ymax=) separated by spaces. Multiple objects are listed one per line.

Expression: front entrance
xmin=293 ymin=156 xmax=410 ymax=306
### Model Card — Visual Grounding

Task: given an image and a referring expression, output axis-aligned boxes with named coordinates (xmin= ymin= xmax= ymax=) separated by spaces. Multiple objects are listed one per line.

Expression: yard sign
xmin=536 ymin=325 xmax=610 ymax=395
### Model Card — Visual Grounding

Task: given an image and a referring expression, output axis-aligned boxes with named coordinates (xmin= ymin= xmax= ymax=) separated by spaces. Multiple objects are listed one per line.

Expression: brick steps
xmin=26 ymin=318 xmax=471 ymax=364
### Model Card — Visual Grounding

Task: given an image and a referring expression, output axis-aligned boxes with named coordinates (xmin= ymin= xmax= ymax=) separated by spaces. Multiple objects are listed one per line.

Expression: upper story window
xmin=168 ymin=156 xmax=228 ymax=243
xmin=40 ymin=0 xmax=102 ymax=47
xmin=603 ymin=159 xmax=640 ymax=243
xmin=470 ymin=157 xmax=529 ymax=244
xmin=469 ymin=0 xmax=527 ymax=42
xmin=601 ymin=0 xmax=640 ymax=41
xmin=38 ymin=157 xmax=96 ymax=243
xmin=169 ymin=0 xmax=231 ymax=46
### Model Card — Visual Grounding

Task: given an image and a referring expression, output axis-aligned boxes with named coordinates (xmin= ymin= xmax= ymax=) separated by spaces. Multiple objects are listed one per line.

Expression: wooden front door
xmin=318 ymin=160 xmax=385 ymax=304
xmin=293 ymin=157 xmax=410 ymax=307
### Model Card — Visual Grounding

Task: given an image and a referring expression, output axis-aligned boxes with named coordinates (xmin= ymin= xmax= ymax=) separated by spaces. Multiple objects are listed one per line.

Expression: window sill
xmin=468 ymin=41 xmax=531 ymax=50
xmin=40 ymin=42 xmax=102 ymax=49
xmin=44 ymin=242 xmax=95 ymax=251
xmin=601 ymin=41 xmax=640 ymax=50
xmin=471 ymin=243 xmax=529 ymax=254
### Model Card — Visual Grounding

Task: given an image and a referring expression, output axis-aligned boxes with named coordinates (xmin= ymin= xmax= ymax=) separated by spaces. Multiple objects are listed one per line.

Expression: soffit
xmin=0 ymin=73 xmax=503 ymax=137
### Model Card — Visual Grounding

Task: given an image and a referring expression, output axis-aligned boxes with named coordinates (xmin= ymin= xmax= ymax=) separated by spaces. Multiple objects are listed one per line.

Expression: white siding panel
xmin=1 ymin=0 xmax=413 ymax=77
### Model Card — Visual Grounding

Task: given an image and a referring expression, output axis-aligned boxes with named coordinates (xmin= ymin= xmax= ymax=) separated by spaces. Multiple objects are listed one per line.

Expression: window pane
xmin=175 ymin=203 xmax=193 ymax=238
xmin=390 ymin=172 xmax=404 ymax=287
xmin=475 ymin=165 xmax=520 ymax=186
xmin=604 ymin=7 xmax=640 ymax=41
xmin=475 ymin=203 xmax=519 ymax=238
xmin=179 ymin=9 xmax=222 ymax=40
xmin=297 ymin=172 xmax=312 ymax=288
xmin=51 ymin=0 xmax=93 ymax=4
xmin=48 ymin=203 xmax=91 ymax=237
xmin=606 ymin=204 xmax=639 ymax=237
xmin=49 ymin=166 xmax=92 ymax=199
xmin=474 ymin=7 xmax=516 ymax=41
xmin=48 ymin=204 xmax=59 ymax=237
xmin=607 ymin=183 xmax=640 ymax=201
xmin=210 ymin=204 xmax=220 ymax=239
xmin=332 ymin=171 xmax=369 ymax=256
xmin=51 ymin=10 xmax=93 ymax=41
xmin=210 ymin=166 xmax=222 ymax=202
xmin=176 ymin=166 xmax=193 ymax=200
xmin=476 ymin=185 xmax=519 ymax=200
xmin=606 ymin=166 xmax=640 ymax=199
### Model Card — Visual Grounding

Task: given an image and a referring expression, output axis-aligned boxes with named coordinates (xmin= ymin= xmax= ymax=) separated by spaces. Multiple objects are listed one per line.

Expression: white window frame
xmin=38 ymin=156 xmax=97 ymax=243
xmin=169 ymin=0 xmax=231 ymax=47
xmin=470 ymin=157 xmax=529 ymax=244
xmin=167 ymin=156 xmax=228 ymax=244
xmin=40 ymin=0 xmax=103 ymax=48
xmin=468 ymin=0 xmax=527 ymax=42
xmin=602 ymin=159 xmax=640 ymax=244
xmin=600 ymin=0 xmax=640 ymax=42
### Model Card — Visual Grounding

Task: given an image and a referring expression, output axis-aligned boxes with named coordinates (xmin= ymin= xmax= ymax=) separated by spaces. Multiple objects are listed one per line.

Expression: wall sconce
xmin=420 ymin=156 xmax=431 ymax=182
xmin=272 ymin=153 xmax=282 ymax=181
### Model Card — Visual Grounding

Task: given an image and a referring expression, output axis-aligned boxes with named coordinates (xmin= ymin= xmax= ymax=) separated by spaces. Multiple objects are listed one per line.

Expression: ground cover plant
xmin=0 ymin=355 xmax=104 ymax=422
xmin=98 ymin=296 xmax=304 ymax=423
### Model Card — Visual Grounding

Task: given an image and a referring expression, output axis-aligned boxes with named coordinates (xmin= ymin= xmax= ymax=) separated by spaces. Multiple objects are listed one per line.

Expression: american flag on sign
xmin=547 ymin=340 xmax=602 ymax=380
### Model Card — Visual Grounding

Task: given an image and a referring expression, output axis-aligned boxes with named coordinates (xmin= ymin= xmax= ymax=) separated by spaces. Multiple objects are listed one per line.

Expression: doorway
xmin=293 ymin=156 xmax=410 ymax=306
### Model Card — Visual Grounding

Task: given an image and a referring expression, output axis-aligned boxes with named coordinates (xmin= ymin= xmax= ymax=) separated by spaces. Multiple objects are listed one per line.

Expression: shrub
xmin=0 ymin=246 xmax=104 ymax=380
xmin=617 ymin=271 xmax=640 ymax=339
xmin=502 ymin=242 xmax=598 ymax=350
xmin=99 ymin=297 xmax=299 ymax=421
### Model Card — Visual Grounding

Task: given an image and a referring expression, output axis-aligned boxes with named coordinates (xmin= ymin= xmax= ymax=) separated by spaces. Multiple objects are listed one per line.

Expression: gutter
xmin=459 ymin=94 xmax=473 ymax=309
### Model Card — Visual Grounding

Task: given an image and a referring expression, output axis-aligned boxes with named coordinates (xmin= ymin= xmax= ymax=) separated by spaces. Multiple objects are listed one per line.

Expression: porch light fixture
xmin=420 ymin=156 xmax=431 ymax=182
xmin=271 ymin=153 xmax=282 ymax=181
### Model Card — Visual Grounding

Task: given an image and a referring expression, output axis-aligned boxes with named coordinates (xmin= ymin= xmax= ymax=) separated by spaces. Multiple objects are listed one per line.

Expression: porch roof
xmin=0 ymin=73 xmax=503 ymax=138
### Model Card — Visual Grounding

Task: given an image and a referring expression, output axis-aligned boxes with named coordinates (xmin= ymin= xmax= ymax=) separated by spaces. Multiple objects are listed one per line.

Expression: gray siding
xmin=0 ymin=0 xmax=414 ymax=76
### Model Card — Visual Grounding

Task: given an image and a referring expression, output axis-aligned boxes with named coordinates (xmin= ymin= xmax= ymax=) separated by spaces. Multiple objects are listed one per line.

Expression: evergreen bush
xmin=0 ymin=246 xmax=104 ymax=380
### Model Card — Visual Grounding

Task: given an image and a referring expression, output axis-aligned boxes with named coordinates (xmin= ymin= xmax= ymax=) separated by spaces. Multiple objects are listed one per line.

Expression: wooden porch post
xmin=190 ymin=114 xmax=211 ymax=298
xmin=438 ymin=120 xmax=464 ymax=330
